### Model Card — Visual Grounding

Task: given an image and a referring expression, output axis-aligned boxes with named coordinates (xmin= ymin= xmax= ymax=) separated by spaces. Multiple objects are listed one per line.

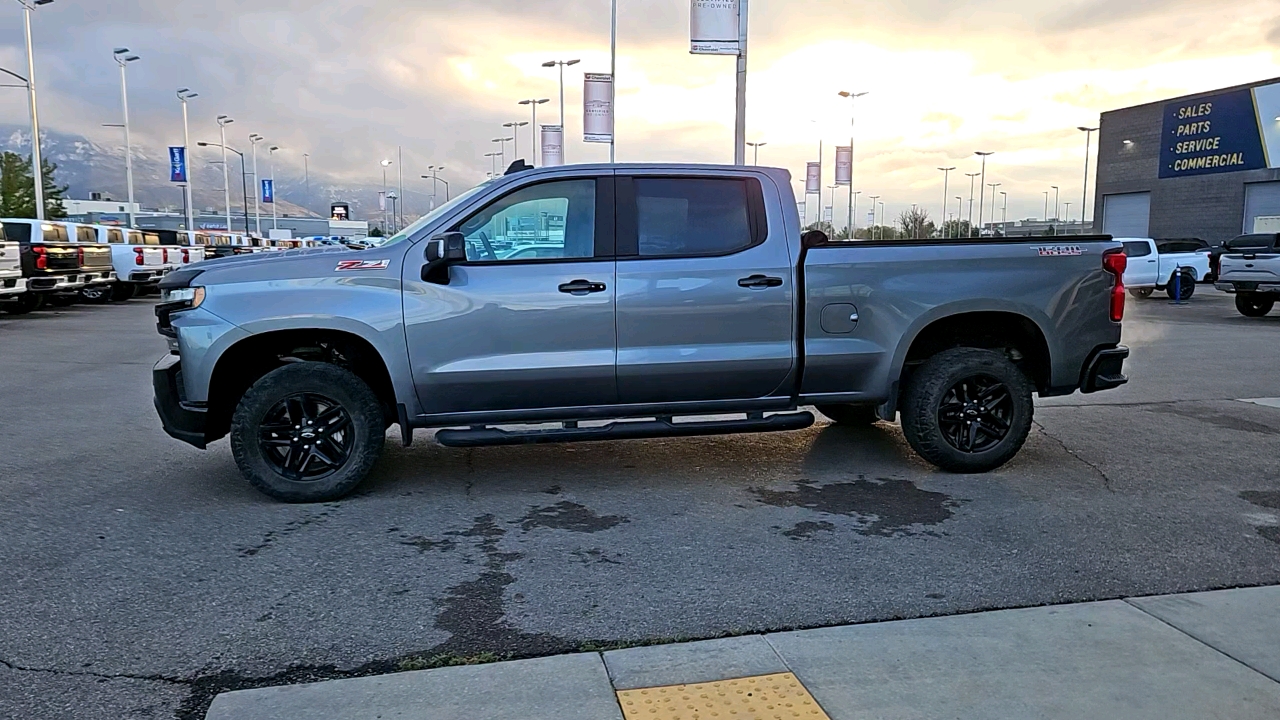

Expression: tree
xmin=939 ymin=219 xmax=973 ymax=239
xmin=897 ymin=207 xmax=935 ymax=240
xmin=803 ymin=221 xmax=836 ymax=237
xmin=0 ymin=152 xmax=67 ymax=219
xmin=855 ymin=225 xmax=899 ymax=240
xmin=368 ymin=226 xmax=384 ymax=238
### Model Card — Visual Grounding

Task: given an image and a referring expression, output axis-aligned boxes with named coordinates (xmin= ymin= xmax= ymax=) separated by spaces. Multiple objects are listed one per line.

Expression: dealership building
xmin=1094 ymin=76 xmax=1280 ymax=242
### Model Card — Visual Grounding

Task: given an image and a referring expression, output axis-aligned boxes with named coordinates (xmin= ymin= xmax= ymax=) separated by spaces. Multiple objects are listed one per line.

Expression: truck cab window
xmin=108 ymin=229 xmax=124 ymax=244
xmin=634 ymin=178 xmax=754 ymax=257
xmin=454 ymin=179 xmax=595 ymax=262
xmin=1122 ymin=241 xmax=1151 ymax=258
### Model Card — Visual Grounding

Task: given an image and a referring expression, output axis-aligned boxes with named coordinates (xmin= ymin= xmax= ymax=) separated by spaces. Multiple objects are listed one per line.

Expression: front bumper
xmin=153 ymin=355 xmax=207 ymax=449
xmin=0 ymin=276 xmax=26 ymax=296
xmin=1081 ymin=346 xmax=1129 ymax=394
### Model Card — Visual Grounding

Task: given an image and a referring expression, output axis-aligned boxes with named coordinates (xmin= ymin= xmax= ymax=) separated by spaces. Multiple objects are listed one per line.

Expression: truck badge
xmin=335 ymin=259 xmax=389 ymax=271
xmin=1033 ymin=246 xmax=1084 ymax=257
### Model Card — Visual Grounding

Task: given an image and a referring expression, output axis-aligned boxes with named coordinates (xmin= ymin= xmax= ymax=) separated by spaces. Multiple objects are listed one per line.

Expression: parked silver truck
xmin=153 ymin=164 xmax=1130 ymax=502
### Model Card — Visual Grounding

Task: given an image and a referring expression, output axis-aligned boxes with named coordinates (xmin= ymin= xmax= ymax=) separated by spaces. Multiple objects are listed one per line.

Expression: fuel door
xmin=820 ymin=303 xmax=859 ymax=334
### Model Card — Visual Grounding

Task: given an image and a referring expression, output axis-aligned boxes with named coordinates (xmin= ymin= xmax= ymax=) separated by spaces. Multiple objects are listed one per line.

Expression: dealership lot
xmin=1 ymin=292 xmax=1279 ymax=720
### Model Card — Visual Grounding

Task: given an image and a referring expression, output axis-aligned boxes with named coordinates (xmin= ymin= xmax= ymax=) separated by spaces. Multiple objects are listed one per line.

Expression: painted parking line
xmin=1240 ymin=398 xmax=1280 ymax=409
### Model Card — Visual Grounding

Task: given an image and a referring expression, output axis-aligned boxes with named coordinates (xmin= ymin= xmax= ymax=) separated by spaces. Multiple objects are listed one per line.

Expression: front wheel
xmin=230 ymin=362 xmax=385 ymax=502
xmin=79 ymin=285 xmax=112 ymax=304
xmin=1128 ymin=287 xmax=1154 ymax=299
xmin=901 ymin=348 xmax=1034 ymax=474
xmin=1236 ymin=293 xmax=1276 ymax=317
xmin=1165 ymin=273 xmax=1195 ymax=301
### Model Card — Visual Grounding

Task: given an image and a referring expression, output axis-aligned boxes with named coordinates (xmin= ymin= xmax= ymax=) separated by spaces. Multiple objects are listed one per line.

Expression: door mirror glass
xmin=422 ymin=232 xmax=467 ymax=283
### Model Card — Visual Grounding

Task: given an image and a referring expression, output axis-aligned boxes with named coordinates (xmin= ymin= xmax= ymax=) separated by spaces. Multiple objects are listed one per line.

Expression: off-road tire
xmin=3 ymin=292 xmax=44 ymax=314
xmin=46 ymin=294 xmax=76 ymax=307
xmin=1128 ymin=287 xmax=1154 ymax=299
xmin=1165 ymin=272 xmax=1195 ymax=301
xmin=901 ymin=347 xmax=1034 ymax=474
xmin=230 ymin=362 xmax=385 ymax=503
xmin=110 ymin=283 xmax=136 ymax=302
xmin=816 ymin=404 xmax=880 ymax=426
xmin=1236 ymin=293 xmax=1275 ymax=318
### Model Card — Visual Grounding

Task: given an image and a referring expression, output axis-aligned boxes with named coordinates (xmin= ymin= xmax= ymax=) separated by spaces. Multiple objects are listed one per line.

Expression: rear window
xmin=42 ymin=224 xmax=69 ymax=243
xmin=1225 ymin=234 xmax=1277 ymax=250
xmin=107 ymin=229 xmax=125 ymax=244
xmin=3 ymin=222 xmax=30 ymax=244
xmin=75 ymin=226 xmax=97 ymax=243
xmin=1156 ymin=239 xmax=1208 ymax=254
xmin=1122 ymin=241 xmax=1152 ymax=258
xmin=142 ymin=233 xmax=161 ymax=246
xmin=632 ymin=178 xmax=761 ymax=257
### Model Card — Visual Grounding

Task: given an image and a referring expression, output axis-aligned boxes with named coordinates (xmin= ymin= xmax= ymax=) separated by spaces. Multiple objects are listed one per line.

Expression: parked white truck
xmin=1214 ymin=234 xmax=1280 ymax=317
xmin=1118 ymin=238 xmax=1210 ymax=300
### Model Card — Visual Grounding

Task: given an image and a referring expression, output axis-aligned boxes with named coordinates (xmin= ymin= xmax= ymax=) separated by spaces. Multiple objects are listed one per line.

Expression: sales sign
xmin=1159 ymin=80 xmax=1280 ymax=179
xmin=169 ymin=146 xmax=187 ymax=183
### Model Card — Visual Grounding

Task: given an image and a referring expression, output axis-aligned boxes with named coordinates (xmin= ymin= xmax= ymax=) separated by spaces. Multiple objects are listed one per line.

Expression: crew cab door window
xmin=632 ymin=178 xmax=760 ymax=257
xmin=455 ymin=179 xmax=597 ymax=262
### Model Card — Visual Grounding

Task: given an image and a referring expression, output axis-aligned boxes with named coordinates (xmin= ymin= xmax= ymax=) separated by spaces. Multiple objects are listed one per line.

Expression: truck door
xmin=614 ymin=174 xmax=794 ymax=403
xmin=403 ymin=176 xmax=618 ymax=415
xmin=1121 ymin=240 xmax=1159 ymax=286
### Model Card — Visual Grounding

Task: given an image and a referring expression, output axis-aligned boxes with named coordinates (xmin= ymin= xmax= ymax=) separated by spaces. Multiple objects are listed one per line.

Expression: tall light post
xmin=215 ymin=116 xmax=233 ymax=232
xmin=609 ymin=0 xmax=617 ymax=163
xmin=868 ymin=195 xmax=880 ymax=240
xmin=987 ymin=182 xmax=1001 ymax=235
xmin=938 ymin=166 xmax=955 ymax=238
xmin=198 ymin=140 xmax=249 ymax=234
xmin=850 ymin=191 xmax=861 ymax=238
xmin=484 ymin=151 xmax=501 ymax=177
xmin=18 ymin=0 xmax=52 ymax=221
xmin=1078 ymin=125 xmax=1099 ymax=235
xmin=268 ymin=145 xmax=279 ymax=230
xmin=838 ymin=90 xmax=868 ymax=237
xmin=518 ymin=99 xmax=548 ymax=166
xmin=954 ymin=196 xmax=963 ymax=237
xmin=380 ymin=158 xmax=392 ymax=234
xmin=542 ymin=59 xmax=580 ymax=146
xmin=492 ymin=137 xmax=513 ymax=169
xmin=877 ymin=201 xmax=885 ymax=241
xmin=502 ymin=123 xmax=527 ymax=162
xmin=965 ymin=172 xmax=980 ymax=237
xmin=1043 ymin=191 xmax=1050 ymax=222
xmin=1052 ymin=185 xmax=1060 ymax=222
xmin=112 ymin=48 xmax=140 ymax=227
xmin=249 ymin=133 xmax=263 ymax=235
xmin=1064 ymin=202 xmax=1073 ymax=229
xmin=176 ymin=89 xmax=198 ymax=230
xmin=974 ymin=150 xmax=993 ymax=234
xmin=746 ymin=141 xmax=766 ymax=165
xmin=422 ymin=167 xmax=449 ymax=210
xmin=1000 ymin=191 xmax=1008 ymax=230
xmin=826 ymin=184 xmax=838 ymax=229
xmin=302 ymin=152 xmax=310 ymax=211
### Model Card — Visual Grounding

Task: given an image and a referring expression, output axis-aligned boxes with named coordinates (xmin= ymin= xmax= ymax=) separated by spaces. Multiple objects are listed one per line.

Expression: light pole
xmin=987 ymin=182 xmax=1001 ymax=235
xmin=609 ymin=0 xmax=617 ymax=163
xmin=502 ymin=123 xmax=527 ymax=162
xmin=492 ymin=137 xmax=513 ymax=169
xmin=938 ymin=166 xmax=955 ymax=238
xmin=1000 ymin=191 xmax=1008 ymax=230
xmin=268 ymin=145 xmax=279 ymax=230
xmin=380 ymin=159 xmax=392 ymax=234
xmin=302 ymin=153 xmax=310 ymax=211
xmin=484 ymin=151 xmax=501 ymax=177
xmin=1078 ymin=125 xmax=1099 ymax=235
xmin=954 ymin=196 xmax=963 ymax=238
xmin=215 ymin=116 xmax=233 ymax=232
xmin=1052 ymin=185 xmax=1060 ymax=222
xmin=542 ymin=59 xmax=581 ymax=156
xmin=176 ymin=89 xmax=198 ymax=230
xmin=1065 ymin=202 xmax=1073 ymax=229
xmin=746 ymin=141 xmax=766 ymax=165
xmin=851 ymin=191 xmax=861 ymax=238
xmin=17 ymin=0 xmax=51 ymax=221
xmin=198 ymin=140 xmax=249 ymax=234
xmin=249 ymin=133 xmax=263 ymax=235
xmin=397 ymin=145 xmax=404 ymax=231
xmin=1043 ymin=191 xmax=1050 ymax=222
xmin=421 ymin=168 xmax=450 ymax=209
xmin=112 ymin=48 xmax=140 ymax=227
xmin=965 ymin=172 xmax=980 ymax=237
xmin=518 ymin=99 xmax=549 ymax=165
xmin=868 ymin=195 xmax=880 ymax=240
xmin=974 ymin=150 xmax=993 ymax=233
xmin=838 ymin=90 xmax=868 ymax=237
xmin=877 ymin=201 xmax=885 ymax=241
xmin=826 ymin=184 xmax=838 ymax=230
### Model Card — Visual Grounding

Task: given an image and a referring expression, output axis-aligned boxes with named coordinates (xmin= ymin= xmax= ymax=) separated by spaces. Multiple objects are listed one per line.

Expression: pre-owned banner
xmin=805 ymin=162 xmax=821 ymax=194
xmin=583 ymin=73 xmax=614 ymax=143
xmin=823 ymin=206 xmax=833 ymax=223
xmin=541 ymin=125 xmax=564 ymax=167
xmin=834 ymin=146 xmax=852 ymax=185
xmin=690 ymin=0 xmax=739 ymax=55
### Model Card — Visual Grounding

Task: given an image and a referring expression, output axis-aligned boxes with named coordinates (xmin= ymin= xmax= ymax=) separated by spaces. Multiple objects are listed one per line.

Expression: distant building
xmin=64 ymin=193 xmax=141 ymax=216
xmin=1094 ymin=76 xmax=1280 ymax=242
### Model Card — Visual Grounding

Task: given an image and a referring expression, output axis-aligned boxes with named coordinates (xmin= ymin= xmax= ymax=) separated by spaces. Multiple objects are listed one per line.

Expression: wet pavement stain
xmin=516 ymin=501 xmax=628 ymax=533
xmin=752 ymin=477 xmax=961 ymax=537
xmin=398 ymin=536 xmax=458 ymax=554
xmin=1241 ymin=491 xmax=1280 ymax=510
xmin=237 ymin=504 xmax=342 ymax=557
xmin=1258 ymin=527 xmax=1280 ymax=545
xmin=782 ymin=521 xmax=835 ymax=540
xmin=571 ymin=548 xmax=623 ymax=565
xmin=1150 ymin=406 xmax=1279 ymax=436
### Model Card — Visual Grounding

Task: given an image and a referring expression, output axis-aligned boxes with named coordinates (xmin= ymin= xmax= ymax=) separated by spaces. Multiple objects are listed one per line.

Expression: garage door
xmin=1244 ymin=181 xmax=1280 ymax=233
xmin=1102 ymin=192 xmax=1151 ymax=238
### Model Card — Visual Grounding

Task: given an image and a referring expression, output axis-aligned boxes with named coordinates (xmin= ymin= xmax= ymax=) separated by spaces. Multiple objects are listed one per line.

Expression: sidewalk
xmin=206 ymin=585 xmax=1280 ymax=720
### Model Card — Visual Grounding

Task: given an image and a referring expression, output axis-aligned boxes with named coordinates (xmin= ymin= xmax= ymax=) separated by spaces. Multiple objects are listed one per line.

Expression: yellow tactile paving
xmin=615 ymin=672 xmax=830 ymax=720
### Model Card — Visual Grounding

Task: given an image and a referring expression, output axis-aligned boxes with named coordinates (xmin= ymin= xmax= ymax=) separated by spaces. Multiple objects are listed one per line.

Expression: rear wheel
xmin=1165 ymin=272 xmax=1195 ymax=301
xmin=1128 ymin=287 xmax=1154 ymax=299
xmin=46 ymin=294 xmax=76 ymax=307
xmin=901 ymin=347 xmax=1034 ymax=474
xmin=2 ymin=292 xmax=44 ymax=314
xmin=79 ymin=284 xmax=112 ymax=304
xmin=816 ymin=404 xmax=880 ymax=426
xmin=1236 ymin=293 xmax=1275 ymax=318
xmin=230 ymin=362 xmax=385 ymax=503
xmin=110 ymin=283 xmax=136 ymax=302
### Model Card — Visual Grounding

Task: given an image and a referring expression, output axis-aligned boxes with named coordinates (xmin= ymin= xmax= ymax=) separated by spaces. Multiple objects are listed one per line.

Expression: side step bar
xmin=434 ymin=412 xmax=815 ymax=448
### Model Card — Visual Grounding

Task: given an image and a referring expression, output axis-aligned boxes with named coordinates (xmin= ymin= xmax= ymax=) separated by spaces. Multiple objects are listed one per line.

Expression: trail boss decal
xmin=1033 ymin=245 xmax=1085 ymax=257
xmin=335 ymin=259 xmax=389 ymax=271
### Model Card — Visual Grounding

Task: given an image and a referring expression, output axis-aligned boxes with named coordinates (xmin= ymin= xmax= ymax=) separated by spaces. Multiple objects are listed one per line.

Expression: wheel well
xmin=901 ymin=312 xmax=1051 ymax=392
xmin=204 ymin=329 xmax=397 ymax=443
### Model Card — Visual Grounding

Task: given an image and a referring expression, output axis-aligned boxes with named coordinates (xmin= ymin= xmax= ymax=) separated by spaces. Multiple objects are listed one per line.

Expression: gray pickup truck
xmin=153 ymin=163 xmax=1130 ymax=502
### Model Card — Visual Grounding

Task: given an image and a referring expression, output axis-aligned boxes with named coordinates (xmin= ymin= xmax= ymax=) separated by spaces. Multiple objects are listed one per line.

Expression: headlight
xmin=161 ymin=286 xmax=205 ymax=309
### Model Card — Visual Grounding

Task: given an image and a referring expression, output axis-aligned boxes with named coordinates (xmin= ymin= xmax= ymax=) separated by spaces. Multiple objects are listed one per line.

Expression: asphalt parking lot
xmin=2 ymin=290 xmax=1279 ymax=720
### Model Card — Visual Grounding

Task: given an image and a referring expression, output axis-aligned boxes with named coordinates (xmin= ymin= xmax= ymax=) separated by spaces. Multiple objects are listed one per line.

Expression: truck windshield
xmin=379 ymin=181 xmax=494 ymax=247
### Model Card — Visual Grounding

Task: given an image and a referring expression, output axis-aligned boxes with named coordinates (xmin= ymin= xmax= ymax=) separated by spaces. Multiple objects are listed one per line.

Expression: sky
xmin=0 ymin=0 xmax=1277 ymax=225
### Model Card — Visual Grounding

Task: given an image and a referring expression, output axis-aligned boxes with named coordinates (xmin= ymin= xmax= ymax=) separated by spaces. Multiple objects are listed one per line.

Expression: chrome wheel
xmin=258 ymin=393 xmax=353 ymax=481
xmin=936 ymin=375 xmax=1013 ymax=454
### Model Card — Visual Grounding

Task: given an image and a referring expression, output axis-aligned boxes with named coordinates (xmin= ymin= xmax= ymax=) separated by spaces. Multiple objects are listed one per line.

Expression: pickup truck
xmin=153 ymin=163 xmax=1130 ymax=502
xmin=2 ymin=218 xmax=86 ymax=312
xmin=1214 ymin=233 xmax=1280 ymax=317
xmin=0 ymin=224 xmax=24 ymax=307
xmin=1117 ymin=237 xmax=1209 ymax=300
xmin=90 ymin=225 xmax=167 ymax=301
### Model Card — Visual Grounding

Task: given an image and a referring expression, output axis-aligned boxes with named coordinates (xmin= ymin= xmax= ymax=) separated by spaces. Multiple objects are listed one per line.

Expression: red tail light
xmin=134 ymin=247 xmax=144 ymax=266
xmin=76 ymin=246 xmax=85 ymax=265
xmin=181 ymin=249 xmax=190 ymax=263
xmin=1103 ymin=248 xmax=1127 ymax=322
xmin=33 ymin=245 xmax=47 ymax=270
xmin=162 ymin=248 xmax=170 ymax=263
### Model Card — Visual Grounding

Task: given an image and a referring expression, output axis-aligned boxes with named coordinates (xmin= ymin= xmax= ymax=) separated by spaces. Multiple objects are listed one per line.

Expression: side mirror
xmin=422 ymin=231 xmax=466 ymax=283
xmin=801 ymin=229 xmax=830 ymax=248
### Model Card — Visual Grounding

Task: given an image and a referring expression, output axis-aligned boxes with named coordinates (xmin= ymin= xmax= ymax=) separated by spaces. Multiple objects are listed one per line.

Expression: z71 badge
xmin=335 ymin=259 xmax=389 ymax=271
xmin=1033 ymin=245 xmax=1085 ymax=257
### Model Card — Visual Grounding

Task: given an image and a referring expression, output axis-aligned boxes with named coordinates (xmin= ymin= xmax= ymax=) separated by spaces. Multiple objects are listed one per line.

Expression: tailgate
xmin=39 ymin=243 xmax=80 ymax=271
xmin=0 ymin=241 xmax=19 ymax=278
xmin=141 ymin=247 xmax=166 ymax=267
xmin=79 ymin=244 xmax=113 ymax=270
xmin=187 ymin=247 xmax=206 ymax=263
xmin=1220 ymin=255 xmax=1280 ymax=283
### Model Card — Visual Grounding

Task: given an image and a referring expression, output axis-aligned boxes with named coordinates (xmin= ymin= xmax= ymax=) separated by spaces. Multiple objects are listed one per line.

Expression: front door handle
xmin=738 ymin=274 xmax=783 ymax=289
xmin=558 ymin=279 xmax=607 ymax=295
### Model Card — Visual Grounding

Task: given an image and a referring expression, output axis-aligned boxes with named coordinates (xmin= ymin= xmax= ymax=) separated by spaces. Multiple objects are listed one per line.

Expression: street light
xmin=868 ymin=195 xmax=880 ymax=241
xmin=421 ymin=166 xmax=449 ymax=209
xmin=542 ymin=59 xmax=580 ymax=160
xmin=1043 ymin=191 xmax=1050 ymax=222
xmin=838 ymin=90 xmax=869 ymax=235
xmin=746 ymin=141 xmax=766 ymax=165
xmin=1078 ymin=125 xmax=1099 ymax=235
xmin=302 ymin=153 xmax=310 ymax=211
xmin=1064 ymin=202 xmax=1073 ymax=228
xmin=502 ymin=122 xmax=528 ymax=163
xmin=1000 ymin=191 xmax=1008 ymax=230
xmin=987 ymin=182 xmax=1001 ymax=235
xmin=877 ymin=201 xmax=885 ymax=241
xmin=16 ymin=0 xmax=52 ymax=220
xmin=113 ymin=48 xmax=140 ymax=227
xmin=1052 ymin=185 xmax=1060 ymax=222
xmin=955 ymin=196 xmax=963 ymax=237
xmin=197 ymin=139 xmax=250 ymax=235
xmin=214 ymin=116 xmax=233 ymax=233
xmin=268 ymin=145 xmax=279 ymax=231
xmin=974 ymin=150 xmax=994 ymax=233
xmin=518 ymin=99 xmax=549 ymax=166
xmin=492 ymin=137 xmax=513 ymax=169
xmin=937 ymin=166 xmax=955 ymax=238
xmin=380 ymin=159 xmax=392 ymax=234
xmin=965 ymin=172 xmax=980 ymax=237
xmin=484 ymin=151 xmax=501 ymax=176
xmin=176 ymin=89 xmax=198 ymax=230
xmin=249 ymin=133 xmax=263 ymax=235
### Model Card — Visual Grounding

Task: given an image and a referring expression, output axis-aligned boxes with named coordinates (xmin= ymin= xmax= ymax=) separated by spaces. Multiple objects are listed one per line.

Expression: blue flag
xmin=169 ymin=146 xmax=187 ymax=183
xmin=261 ymin=179 xmax=274 ymax=204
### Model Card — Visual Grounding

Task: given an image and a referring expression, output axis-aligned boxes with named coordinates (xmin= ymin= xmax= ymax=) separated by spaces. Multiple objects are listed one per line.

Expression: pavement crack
xmin=1034 ymin=420 xmax=1116 ymax=492
xmin=0 ymin=657 xmax=189 ymax=686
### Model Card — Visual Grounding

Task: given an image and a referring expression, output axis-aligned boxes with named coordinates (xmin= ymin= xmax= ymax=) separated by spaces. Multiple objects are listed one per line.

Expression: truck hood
xmin=165 ymin=244 xmax=401 ymax=289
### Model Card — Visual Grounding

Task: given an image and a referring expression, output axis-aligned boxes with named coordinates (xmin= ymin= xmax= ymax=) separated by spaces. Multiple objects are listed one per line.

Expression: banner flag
xmin=583 ymin=74 xmax=614 ymax=143
xmin=690 ymin=0 xmax=740 ymax=55
xmin=834 ymin=146 xmax=852 ymax=185
xmin=261 ymin=179 xmax=274 ymax=204
xmin=169 ymin=146 xmax=187 ymax=183
xmin=805 ymin=162 xmax=821 ymax=194
xmin=541 ymin=125 xmax=564 ymax=166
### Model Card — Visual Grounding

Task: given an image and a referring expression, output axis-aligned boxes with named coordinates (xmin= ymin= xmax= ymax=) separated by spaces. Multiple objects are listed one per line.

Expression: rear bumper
xmin=82 ymin=271 xmax=117 ymax=285
xmin=27 ymin=273 xmax=85 ymax=291
xmin=1216 ymin=282 xmax=1280 ymax=293
xmin=128 ymin=270 xmax=163 ymax=283
xmin=1081 ymin=346 xmax=1129 ymax=394
xmin=153 ymin=355 xmax=207 ymax=449
xmin=0 ymin=276 xmax=26 ymax=296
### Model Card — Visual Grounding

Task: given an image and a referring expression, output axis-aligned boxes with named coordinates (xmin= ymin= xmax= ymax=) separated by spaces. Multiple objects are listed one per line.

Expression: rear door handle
xmin=738 ymin=274 xmax=783 ymax=289
xmin=558 ymin=279 xmax=607 ymax=295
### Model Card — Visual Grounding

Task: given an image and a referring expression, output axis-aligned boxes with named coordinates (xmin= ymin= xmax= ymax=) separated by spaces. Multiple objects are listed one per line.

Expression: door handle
xmin=558 ymin=279 xmax=607 ymax=295
xmin=738 ymin=274 xmax=783 ymax=289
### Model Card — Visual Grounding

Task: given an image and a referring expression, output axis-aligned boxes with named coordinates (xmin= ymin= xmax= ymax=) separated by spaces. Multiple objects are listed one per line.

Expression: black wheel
xmin=110 ymin=283 xmax=136 ymax=302
xmin=79 ymin=284 xmax=112 ymax=304
xmin=2 ymin=292 xmax=44 ymax=314
xmin=817 ymin=404 xmax=880 ymax=426
xmin=46 ymin=293 xmax=76 ymax=307
xmin=230 ymin=362 xmax=384 ymax=502
xmin=901 ymin=347 xmax=1034 ymax=474
xmin=1165 ymin=273 xmax=1195 ymax=301
xmin=1236 ymin=293 xmax=1275 ymax=318
xmin=1128 ymin=287 xmax=1154 ymax=299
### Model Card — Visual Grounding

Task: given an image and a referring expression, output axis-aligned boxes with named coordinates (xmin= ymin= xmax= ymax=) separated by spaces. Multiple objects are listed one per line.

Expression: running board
xmin=434 ymin=412 xmax=815 ymax=448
